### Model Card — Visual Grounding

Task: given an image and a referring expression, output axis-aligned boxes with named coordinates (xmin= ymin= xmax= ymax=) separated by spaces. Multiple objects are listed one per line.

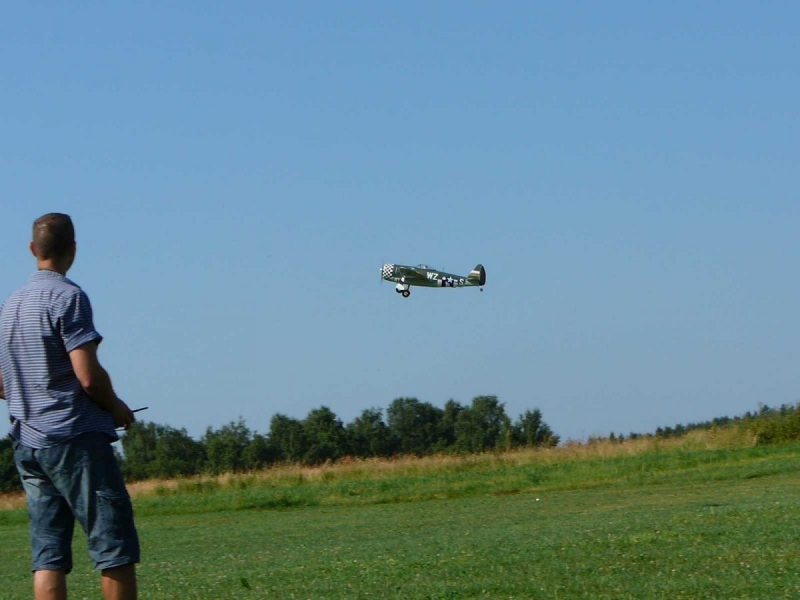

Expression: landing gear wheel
xmin=402 ymin=290 xmax=411 ymax=298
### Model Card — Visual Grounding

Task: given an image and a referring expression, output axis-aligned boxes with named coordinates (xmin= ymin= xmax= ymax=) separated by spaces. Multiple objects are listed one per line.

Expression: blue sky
xmin=2 ymin=2 xmax=798 ymax=441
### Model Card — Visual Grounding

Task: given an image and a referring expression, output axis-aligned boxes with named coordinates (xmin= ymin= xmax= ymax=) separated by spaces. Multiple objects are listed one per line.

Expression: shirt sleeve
xmin=58 ymin=290 xmax=104 ymax=353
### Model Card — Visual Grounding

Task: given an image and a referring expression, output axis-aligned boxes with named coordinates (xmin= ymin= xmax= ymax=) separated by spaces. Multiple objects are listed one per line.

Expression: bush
xmin=0 ymin=437 xmax=21 ymax=493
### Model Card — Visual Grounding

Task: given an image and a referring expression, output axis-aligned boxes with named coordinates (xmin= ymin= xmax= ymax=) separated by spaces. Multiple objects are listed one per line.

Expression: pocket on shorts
xmin=96 ymin=489 xmax=137 ymax=540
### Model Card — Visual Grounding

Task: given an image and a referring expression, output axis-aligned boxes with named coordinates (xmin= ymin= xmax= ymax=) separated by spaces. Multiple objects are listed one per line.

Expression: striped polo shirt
xmin=0 ymin=270 xmax=118 ymax=448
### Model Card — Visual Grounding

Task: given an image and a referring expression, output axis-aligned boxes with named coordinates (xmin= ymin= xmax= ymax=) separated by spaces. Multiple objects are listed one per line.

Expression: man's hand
xmin=110 ymin=397 xmax=136 ymax=430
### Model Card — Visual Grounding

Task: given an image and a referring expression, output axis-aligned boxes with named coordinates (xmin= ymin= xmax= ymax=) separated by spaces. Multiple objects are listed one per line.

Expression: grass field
xmin=1 ymin=435 xmax=799 ymax=599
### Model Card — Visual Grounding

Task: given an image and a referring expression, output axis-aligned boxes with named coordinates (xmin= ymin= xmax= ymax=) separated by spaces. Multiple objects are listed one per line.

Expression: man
xmin=0 ymin=213 xmax=140 ymax=600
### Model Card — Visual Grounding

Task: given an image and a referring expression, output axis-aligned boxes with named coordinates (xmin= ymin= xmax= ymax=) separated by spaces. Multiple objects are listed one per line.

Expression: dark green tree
xmin=204 ymin=419 xmax=252 ymax=474
xmin=151 ymin=426 xmax=205 ymax=478
xmin=346 ymin=407 xmax=393 ymax=457
xmin=302 ymin=406 xmax=347 ymax=464
xmin=386 ymin=397 xmax=444 ymax=455
xmin=120 ymin=421 xmax=159 ymax=480
xmin=242 ymin=433 xmax=279 ymax=470
xmin=122 ymin=421 xmax=206 ymax=480
xmin=433 ymin=399 xmax=464 ymax=452
xmin=512 ymin=409 xmax=560 ymax=448
xmin=0 ymin=437 xmax=21 ymax=492
xmin=454 ymin=396 xmax=510 ymax=453
xmin=268 ymin=413 xmax=307 ymax=463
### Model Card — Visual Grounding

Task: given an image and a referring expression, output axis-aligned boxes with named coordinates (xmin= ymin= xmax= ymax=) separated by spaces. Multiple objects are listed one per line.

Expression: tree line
xmin=0 ymin=396 xmax=559 ymax=490
xmin=600 ymin=403 xmax=799 ymax=443
xmin=3 ymin=399 xmax=800 ymax=493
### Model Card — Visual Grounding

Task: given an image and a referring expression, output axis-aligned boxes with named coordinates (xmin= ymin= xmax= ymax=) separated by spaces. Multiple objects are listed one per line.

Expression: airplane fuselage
xmin=381 ymin=263 xmax=486 ymax=297
xmin=385 ymin=270 xmax=468 ymax=288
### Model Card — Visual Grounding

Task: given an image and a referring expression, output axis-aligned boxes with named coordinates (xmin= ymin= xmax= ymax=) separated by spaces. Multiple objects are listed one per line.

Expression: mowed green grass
xmin=2 ymin=441 xmax=800 ymax=599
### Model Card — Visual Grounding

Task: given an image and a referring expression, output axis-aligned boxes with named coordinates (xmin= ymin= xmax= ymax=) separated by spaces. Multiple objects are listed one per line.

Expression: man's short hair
xmin=32 ymin=213 xmax=75 ymax=259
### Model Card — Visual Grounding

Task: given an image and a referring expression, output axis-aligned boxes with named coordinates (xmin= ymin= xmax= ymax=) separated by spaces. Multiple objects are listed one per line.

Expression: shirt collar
xmin=30 ymin=269 xmax=73 ymax=285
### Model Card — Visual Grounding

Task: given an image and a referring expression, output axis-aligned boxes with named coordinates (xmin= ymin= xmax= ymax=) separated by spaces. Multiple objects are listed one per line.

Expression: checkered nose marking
xmin=381 ymin=264 xmax=395 ymax=280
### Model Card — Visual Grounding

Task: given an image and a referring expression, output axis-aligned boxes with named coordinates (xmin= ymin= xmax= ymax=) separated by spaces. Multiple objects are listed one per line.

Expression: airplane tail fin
xmin=467 ymin=264 xmax=486 ymax=286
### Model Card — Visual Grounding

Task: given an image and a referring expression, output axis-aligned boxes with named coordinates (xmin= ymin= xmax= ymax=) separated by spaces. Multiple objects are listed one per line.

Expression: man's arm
xmin=69 ymin=342 xmax=135 ymax=428
xmin=0 ymin=369 xmax=5 ymax=400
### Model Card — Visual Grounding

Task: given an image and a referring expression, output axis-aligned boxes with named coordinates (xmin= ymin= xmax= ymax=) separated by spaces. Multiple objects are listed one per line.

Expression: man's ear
xmin=29 ymin=241 xmax=37 ymax=258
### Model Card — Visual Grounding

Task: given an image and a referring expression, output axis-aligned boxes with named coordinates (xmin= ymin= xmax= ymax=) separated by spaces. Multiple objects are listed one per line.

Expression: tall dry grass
xmin=0 ymin=491 xmax=24 ymax=511
xmin=0 ymin=426 xmax=759 ymax=512
xmin=128 ymin=426 xmax=756 ymax=498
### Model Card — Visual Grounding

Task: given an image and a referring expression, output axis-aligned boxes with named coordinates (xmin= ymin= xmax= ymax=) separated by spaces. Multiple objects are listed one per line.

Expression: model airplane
xmin=381 ymin=262 xmax=486 ymax=298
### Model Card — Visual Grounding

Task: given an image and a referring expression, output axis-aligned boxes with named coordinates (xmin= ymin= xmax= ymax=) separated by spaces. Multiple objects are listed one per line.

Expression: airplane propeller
xmin=379 ymin=258 xmax=390 ymax=286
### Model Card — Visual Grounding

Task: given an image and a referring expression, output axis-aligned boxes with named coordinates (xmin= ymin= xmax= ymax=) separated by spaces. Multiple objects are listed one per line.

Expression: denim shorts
xmin=13 ymin=431 xmax=140 ymax=573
